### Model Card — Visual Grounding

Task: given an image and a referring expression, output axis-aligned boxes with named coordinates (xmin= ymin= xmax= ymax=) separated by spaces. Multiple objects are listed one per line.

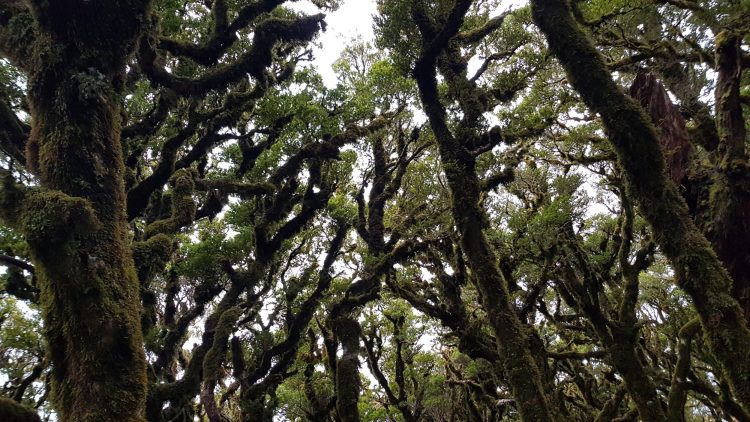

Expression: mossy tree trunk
xmin=631 ymin=33 xmax=750 ymax=324
xmin=409 ymin=1 xmax=555 ymax=420
xmin=530 ymin=0 xmax=750 ymax=413
xmin=333 ymin=316 xmax=362 ymax=422
xmin=0 ymin=1 xmax=151 ymax=420
xmin=709 ymin=31 xmax=750 ymax=322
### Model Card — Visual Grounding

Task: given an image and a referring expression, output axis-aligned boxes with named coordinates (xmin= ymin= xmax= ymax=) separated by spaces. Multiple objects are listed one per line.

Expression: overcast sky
xmin=292 ymin=0 xmax=528 ymax=87
xmin=291 ymin=0 xmax=379 ymax=86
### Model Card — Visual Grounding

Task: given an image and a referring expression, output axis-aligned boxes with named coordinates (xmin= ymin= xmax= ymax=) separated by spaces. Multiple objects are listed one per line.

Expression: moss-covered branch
xmin=0 ymin=3 xmax=35 ymax=70
xmin=139 ymin=14 xmax=325 ymax=96
xmin=0 ymin=397 xmax=41 ymax=422
xmin=667 ymin=318 xmax=701 ymax=422
xmin=243 ymin=223 xmax=347 ymax=389
xmin=143 ymin=169 xmax=197 ymax=238
xmin=410 ymin=1 xmax=556 ymax=419
xmin=0 ymin=92 xmax=29 ymax=167
xmin=530 ymin=0 xmax=750 ymax=413
xmin=121 ymin=89 xmax=179 ymax=143
xmin=195 ymin=178 xmax=275 ymax=199
xmin=158 ymin=0 xmax=286 ymax=67
xmin=126 ymin=74 xmax=289 ymax=221
xmin=200 ymin=306 xmax=242 ymax=422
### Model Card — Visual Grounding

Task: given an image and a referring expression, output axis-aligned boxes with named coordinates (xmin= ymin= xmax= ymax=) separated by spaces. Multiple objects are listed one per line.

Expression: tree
xmin=0 ymin=0 xmax=335 ymax=420
xmin=401 ymin=1 xmax=555 ymax=420
xmin=530 ymin=0 xmax=750 ymax=413
xmin=1 ymin=0 xmax=749 ymax=421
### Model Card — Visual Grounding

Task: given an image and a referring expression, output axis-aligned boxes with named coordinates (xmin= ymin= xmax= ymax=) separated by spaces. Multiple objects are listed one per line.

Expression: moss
xmin=714 ymin=29 xmax=730 ymax=49
xmin=144 ymin=169 xmax=197 ymax=238
xmin=202 ymin=306 xmax=242 ymax=384
xmin=131 ymin=234 xmax=174 ymax=283
xmin=23 ymin=63 xmax=148 ymax=422
xmin=531 ymin=0 xmax=750 ymax=413
xmin=132 ymin=233 xmax=174 ymax=335
xmin=19 ymin=190 xmax=99 ymax=251
xmin=333 ymin=316 xmax=362 ymax=422
xmin=0 ymin=171 xmax=27 ymax=226
xmin=410 ymin=9 xmax=556 ymax=419
xmin=199 ymin=179 xmax=276 ymax=198
xmin=0 ymin=12 xmax=35 ymax=68
xmin=0 ymin=397 xmax=41 ymax=422
xmin=9 ymin=2 xmax=155 ymax=421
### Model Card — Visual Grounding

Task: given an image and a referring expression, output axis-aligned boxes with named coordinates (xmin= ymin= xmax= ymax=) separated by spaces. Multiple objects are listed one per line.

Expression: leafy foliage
xmin=0 ymin=0 xmax=749 ymax=421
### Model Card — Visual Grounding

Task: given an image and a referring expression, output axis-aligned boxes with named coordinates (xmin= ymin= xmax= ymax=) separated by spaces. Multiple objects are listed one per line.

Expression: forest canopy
xmin=0 ymin=0 xmax=749 ymax=421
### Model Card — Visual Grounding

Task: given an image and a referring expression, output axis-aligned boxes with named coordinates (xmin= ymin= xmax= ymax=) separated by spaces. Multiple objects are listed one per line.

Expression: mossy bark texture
xmin=333 ymin=316 xmax=362 ymax=422
xmin=530 ymin=0 xmax=750 ymax=413
xmin=0 ymin=397 xmax=41 ymax=422
xmin=710 ymin=31 xmax=750 ymax=323
xmin=410 ymin=2 xmax=555 ymax=420
xmin=0 ymin=1 xmax=152 ymax=420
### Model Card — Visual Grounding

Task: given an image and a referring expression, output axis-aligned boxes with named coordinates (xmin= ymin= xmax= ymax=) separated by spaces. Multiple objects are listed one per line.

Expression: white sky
xmin=293 ymin=0 xmax=529 ymax=86
xmin=292 ymin=0 xmax=379 ymax=86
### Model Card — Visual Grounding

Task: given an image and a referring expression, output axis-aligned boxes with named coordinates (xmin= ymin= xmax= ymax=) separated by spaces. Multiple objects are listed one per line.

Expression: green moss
xmin=0 ymin=13 xmax=36 ymax=67
xmin=0 ymin=397 xmax=41 ymax=422
xmin=0 ymin=171 xmax=27 ymax=226
xmin=203 ymin=306 xmax=242 ymax=384
xmin=7 ymin=3 xmax=158 ymax=421
xmin=132 ymin=234 xmax=174 ymax=282
xmin=20 ymin=190 xmax=99 ymax=250
xmin=132 ymin=233 xmax=174 ymax=335
xmin=144 ymin=169 xmax=197 ymax=238
xmin=714 ymin=29 xmax=731 ymax=49
xmin=531 ymin=0 xmax=750 ymax=413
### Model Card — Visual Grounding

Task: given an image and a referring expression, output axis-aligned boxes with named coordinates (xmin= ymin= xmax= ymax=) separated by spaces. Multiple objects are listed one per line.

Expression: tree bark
xmin=710 ymin=31 xmax=750 ymax=322
xmin=333 ymin=316 xmax=362 ymax=422
xmin=530 ymin=0 xmax=750 ymax=414
xmin=0 ymin=1 xmax=151 ymax=420
xmin=410 ymin=3 xmax=555 ymax=420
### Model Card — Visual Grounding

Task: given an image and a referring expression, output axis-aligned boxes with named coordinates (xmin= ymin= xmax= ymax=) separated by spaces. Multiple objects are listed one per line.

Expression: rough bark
xmin=641 ymin=41 xmax=750 ymax=323
xmin=410 ymin=2 xmax=555 ymax=420
xmin=530 ymin=0 xmax=750 ymax=413
xmin=709 ymin=31 xmax=750 ymax=322
xmin=628 ymin=71 xmax=691 ymax=184
xmin=0 ymin=1 xmax=151 ymax=420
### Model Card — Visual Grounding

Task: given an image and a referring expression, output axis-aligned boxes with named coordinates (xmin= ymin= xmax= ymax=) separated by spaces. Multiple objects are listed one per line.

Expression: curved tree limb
xmin=530 ymin=0 xmax=750 ymax=413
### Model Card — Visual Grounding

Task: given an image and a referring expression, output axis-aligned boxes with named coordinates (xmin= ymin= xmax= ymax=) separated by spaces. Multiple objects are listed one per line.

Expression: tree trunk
xmin=2 ymin=1 xmax=151 ymax=420
xmin=333 ymin=316 xmax=362 ymax=422
xmin=710 ymin=32 xmax=750 ymax=322
xmin=412 ymin=55 xmax=556 ymax=422
xmin=530 ymin=0 xmax=750 ymax=413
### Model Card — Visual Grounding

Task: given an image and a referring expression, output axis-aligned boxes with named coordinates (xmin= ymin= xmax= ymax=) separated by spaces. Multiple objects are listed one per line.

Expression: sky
xmin=292 ymin=0 xmax=529 ymax=86
xmin=291 ymin=0 xmax=379 ymax=87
